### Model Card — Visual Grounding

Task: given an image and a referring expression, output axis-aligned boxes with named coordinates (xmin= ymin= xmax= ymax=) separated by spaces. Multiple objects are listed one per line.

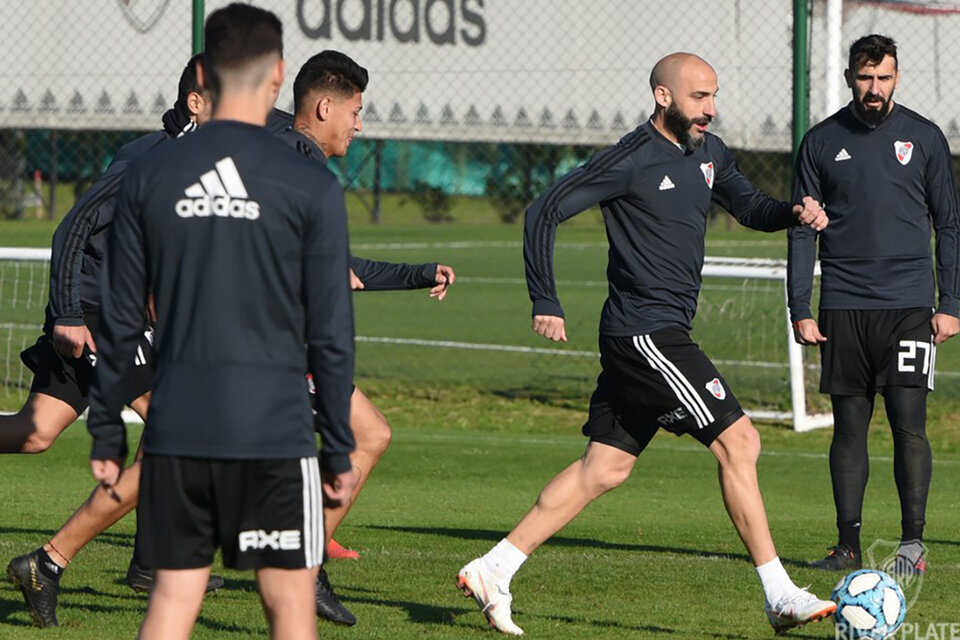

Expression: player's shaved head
xmin=649 ymin=52 xmax=718 ymax=150
xmin=649 ymin=53 xmax=714 ymax=93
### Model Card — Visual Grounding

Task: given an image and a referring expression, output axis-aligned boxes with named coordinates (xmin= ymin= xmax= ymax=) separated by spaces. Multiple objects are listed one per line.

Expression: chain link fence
xmin=3 ymin=0 xmax=960 ymax=418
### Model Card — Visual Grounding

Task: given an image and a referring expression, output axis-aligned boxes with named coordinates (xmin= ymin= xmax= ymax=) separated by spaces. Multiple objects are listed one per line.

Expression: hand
xmin=349 ymin=269 xmax=365 ymax=290
xmin=429 ymin=264 xmax=456 ymax=301
xmin=932 ymin=312 xmax=959 ymax=344
xmin=53 ymin=323 xmax=96 ymax=359
xmin=792 ymin=195 xmax=828 ymax=231
xmin=321 ymin=468 xmax=357 ymax=507
xmin=533 ymin=315 xmax=567 ymax=342
xmin=90 ymin=458 xmax=122 ymax=496
xmin=792 ymin=318 xmax=827 ymax=345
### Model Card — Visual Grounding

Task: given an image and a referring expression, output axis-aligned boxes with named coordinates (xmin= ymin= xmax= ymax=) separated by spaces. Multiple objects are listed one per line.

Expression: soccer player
xmin=87 ymin=5 xmax=356 ymax=638
xmin=456 ymin=52 xmax=836 ymax=635
xmin=4 ymin=55 xmax=226 ymax=628
xmin=788 ymin=34 xmax=960 ymax=575
xmin=278 ymin=49 xmax=456 ymax=626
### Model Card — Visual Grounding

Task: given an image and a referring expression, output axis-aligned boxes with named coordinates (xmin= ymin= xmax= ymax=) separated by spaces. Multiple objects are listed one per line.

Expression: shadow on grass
xmin=488 ymin=386 xmax=588 ymax=411
xmin=358 ymin=524 xmax=810 ymax=568
xmin=0 ymin=590 xmax=36 ymax=626
xmin=0 ymin=526 xmax=133 ymax=549
xmin=927 ymin=538 xmax=960 ymax=547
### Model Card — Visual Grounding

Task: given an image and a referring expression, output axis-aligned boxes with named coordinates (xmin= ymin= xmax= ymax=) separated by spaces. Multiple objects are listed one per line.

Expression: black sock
xmin=838 ymin=521 xmax=862 ymax=555
xmin=36 ymin=548 xmax=63 ymax=582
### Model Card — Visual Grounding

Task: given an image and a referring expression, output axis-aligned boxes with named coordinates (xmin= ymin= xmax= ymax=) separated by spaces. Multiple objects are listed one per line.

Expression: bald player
xmin=456 ymin=53 xmax=835 ymax=635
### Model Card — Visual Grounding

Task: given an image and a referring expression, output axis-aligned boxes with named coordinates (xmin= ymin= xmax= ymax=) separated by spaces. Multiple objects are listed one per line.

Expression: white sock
xmin=756 ymin=557 xmax=798 ymax=605
xmin=481 ymin=538 xmax=528 ymax=585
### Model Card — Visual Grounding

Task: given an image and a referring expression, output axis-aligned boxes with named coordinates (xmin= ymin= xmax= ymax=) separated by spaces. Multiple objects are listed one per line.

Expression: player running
xmin=457 ymin=53 xmax=836 ymax=635
xmin=4 ymin=55 xmax=227 ymax=628
xmin=278 ymin=49 xmax=455 ymax=626
xmin=88 ymin=5 xmax=355 ymax=638
xmin=788 ymin=34 xmax=960 ymax=576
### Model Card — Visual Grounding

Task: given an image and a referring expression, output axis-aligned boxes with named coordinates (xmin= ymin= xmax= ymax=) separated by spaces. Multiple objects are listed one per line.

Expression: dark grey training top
xmin=46 ymin=131 xmax=168 ymax=331
xmin=787 ymin=103 xmax=960 ymax=321
xmin=44 ymin=108 xmax=297 ymax=334
xmin=525 ymin=121 xmax=799 ymax=336
xmin=276 ymin=128 xmax=439 ymax=290
xmin=88 ymin=120 xmax=355 ymax=473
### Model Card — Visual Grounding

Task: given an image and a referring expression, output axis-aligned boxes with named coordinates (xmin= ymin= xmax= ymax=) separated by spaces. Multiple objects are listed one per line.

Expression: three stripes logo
xmin=175 ymin=157 xmax=260 ymax=220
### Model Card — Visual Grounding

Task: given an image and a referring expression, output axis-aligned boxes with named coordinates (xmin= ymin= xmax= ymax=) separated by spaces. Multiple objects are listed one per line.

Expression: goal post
xmin=702 ymin=257 xmax=832 ymax=432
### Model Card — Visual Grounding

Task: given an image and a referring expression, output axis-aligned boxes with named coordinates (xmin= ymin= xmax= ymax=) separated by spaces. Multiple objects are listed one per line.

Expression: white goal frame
xmin=1 ymin=248 xmax=833 ymax=432
xmin=703 ymin=256 xmax=831 ymax=432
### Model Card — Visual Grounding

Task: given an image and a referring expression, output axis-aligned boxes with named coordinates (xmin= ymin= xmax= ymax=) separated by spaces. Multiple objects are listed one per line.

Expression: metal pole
xmin=792 ymin=0 xmax=810 ymax=159
xmin=824 ymin=0 xmax=843 ymax=121
xmin=48 ymin=131 xmax=58 ymax=220
xmin=193 ymin=0 xmax=205 ymax=54
xmin=372 ymin=140 xmax=383 ymax=224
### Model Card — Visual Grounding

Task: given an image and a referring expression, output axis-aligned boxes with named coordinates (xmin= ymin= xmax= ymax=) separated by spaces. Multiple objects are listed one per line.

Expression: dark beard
xmin=664 ymin=102 xmax=708 ymax=150
xmin=852 ymin=92 xmax=893 ymax=127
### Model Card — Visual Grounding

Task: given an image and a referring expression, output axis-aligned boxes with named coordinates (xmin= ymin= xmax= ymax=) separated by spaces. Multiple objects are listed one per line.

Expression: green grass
xmin=2 ymin=202 xmax=960 ymax=636
xmin=0 ymin=385 xmax=959 ymax=638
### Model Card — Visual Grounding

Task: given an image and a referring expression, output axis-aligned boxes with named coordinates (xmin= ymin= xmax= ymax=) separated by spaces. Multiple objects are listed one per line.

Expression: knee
xmin=357 ymin=415 xmax=392 ymax=458
xmin=585 ymin=462 xmax=632 ymax=495
xmin=20 ymin=431 xmax=56 ymax=454
xmin=716 ymin=420 xmax=761 ymax=468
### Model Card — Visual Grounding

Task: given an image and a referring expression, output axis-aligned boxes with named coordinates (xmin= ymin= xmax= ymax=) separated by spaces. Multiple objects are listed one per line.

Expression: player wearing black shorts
xmin=788 ymin=35 xmax=960 ymax=576
xmin=276 ymin=50 xmax=456 ymax=626
xmin=4 ymin=55 xmax=228 ymax=629
xmin=457 ymin=53 xmax=836 ymax=636
xmin=87 ymin=6 xmax=355 ymax=638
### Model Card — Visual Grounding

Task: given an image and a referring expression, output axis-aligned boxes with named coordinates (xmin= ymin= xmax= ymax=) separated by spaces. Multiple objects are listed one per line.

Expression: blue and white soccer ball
xmin=832 ymin=569 xmax=907 ymax=639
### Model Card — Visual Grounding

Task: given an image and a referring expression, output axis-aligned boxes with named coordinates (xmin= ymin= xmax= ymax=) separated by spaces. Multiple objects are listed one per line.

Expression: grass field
xmin=2 ymin=204 xmax=960 ymax=637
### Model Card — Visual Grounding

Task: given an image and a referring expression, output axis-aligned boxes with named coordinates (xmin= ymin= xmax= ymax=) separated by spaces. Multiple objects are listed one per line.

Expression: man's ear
xmin=653 ymin=85 xmax=671 ymax=109
xmin=186 ymin=91 xmax=204 ymax=117
xmin=844 ymin=68 xmax=853 ymax=89
xmin=315 ymin=96 xmax=332 ymax=122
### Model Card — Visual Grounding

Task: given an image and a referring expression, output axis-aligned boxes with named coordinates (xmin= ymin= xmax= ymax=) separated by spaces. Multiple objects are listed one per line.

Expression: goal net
xmin=0 ymin=248 xmax=831 ymax=431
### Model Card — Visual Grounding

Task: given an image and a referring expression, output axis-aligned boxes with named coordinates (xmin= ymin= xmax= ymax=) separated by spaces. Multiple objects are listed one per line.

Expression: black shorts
xmin=19 ymin=313 xmax=154 ymax=413
xmin=583 ymin=328 xmax=745 ymax=456
xmin=138 ymin=454 xmax=324 ymax=571
xmin=819 ymin=308 xmax=935 ymax=395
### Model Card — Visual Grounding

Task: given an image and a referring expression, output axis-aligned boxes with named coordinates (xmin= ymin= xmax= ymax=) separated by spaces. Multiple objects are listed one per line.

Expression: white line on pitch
xmin=351 ymin=240 xmax=782 ymax=251
xmin=356 ymin=335 xmax=786 ymax=369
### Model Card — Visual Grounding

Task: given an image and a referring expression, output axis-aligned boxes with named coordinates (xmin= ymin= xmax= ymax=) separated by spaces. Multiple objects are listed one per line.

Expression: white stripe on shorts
xmin=633 ymin=334 xmax=714 ymax=429
xmin=300 ymin=457 xmax=323 ymax=568
xmin=928 ymin=336 xmax=937 ymax=391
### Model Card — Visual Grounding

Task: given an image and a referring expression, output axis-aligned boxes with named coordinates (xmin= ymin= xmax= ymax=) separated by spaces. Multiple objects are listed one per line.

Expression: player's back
xmin=124 ymin=119 xmax=349 ymax=460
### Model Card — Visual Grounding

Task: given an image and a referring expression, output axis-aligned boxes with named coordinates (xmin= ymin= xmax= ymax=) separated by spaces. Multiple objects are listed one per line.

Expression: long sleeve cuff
xmin=89 ymin=424 xmax=128 ymax=462
xmin=320 ymin=451 xmax=352 ymax=475
xmin=936 ymin=296 xmax=960 ymax=318
xmin=532 ymin=299 xmax=564 ymax=318
xmin=420 ymin=263 xmax=438 ymax=286
xmin=53 ymin=316 xmax=86 ymax=327
xmin=789 ymin=306 xmax=814 ymax=323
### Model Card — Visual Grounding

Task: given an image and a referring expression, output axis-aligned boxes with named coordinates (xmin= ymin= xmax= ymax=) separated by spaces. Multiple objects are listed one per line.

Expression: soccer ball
xmin=832 ymin=569 xmax=906 ymax=639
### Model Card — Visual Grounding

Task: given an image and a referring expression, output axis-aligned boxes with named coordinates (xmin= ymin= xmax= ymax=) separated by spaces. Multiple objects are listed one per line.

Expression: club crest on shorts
xmin=705 ymin=377 xmax=725 ymax=400
xmin=699 ymin=162 xmax=714 ymax=189
xmin=894 ymin=140 xmax=914 ymax=165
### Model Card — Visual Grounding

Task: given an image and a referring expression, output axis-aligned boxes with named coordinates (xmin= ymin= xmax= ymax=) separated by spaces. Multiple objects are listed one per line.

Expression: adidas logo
xmin=175 ymin=157 xmax=260 ymax=220
xmin=834 ymin=148 xmax=851 ymax=162
xmin=658 ymin=175 xmax=675 ymax=191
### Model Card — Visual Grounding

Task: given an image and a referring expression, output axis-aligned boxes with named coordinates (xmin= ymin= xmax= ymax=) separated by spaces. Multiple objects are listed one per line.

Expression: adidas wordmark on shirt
xmin=175 ymin=157 xmax=261 ymax=219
